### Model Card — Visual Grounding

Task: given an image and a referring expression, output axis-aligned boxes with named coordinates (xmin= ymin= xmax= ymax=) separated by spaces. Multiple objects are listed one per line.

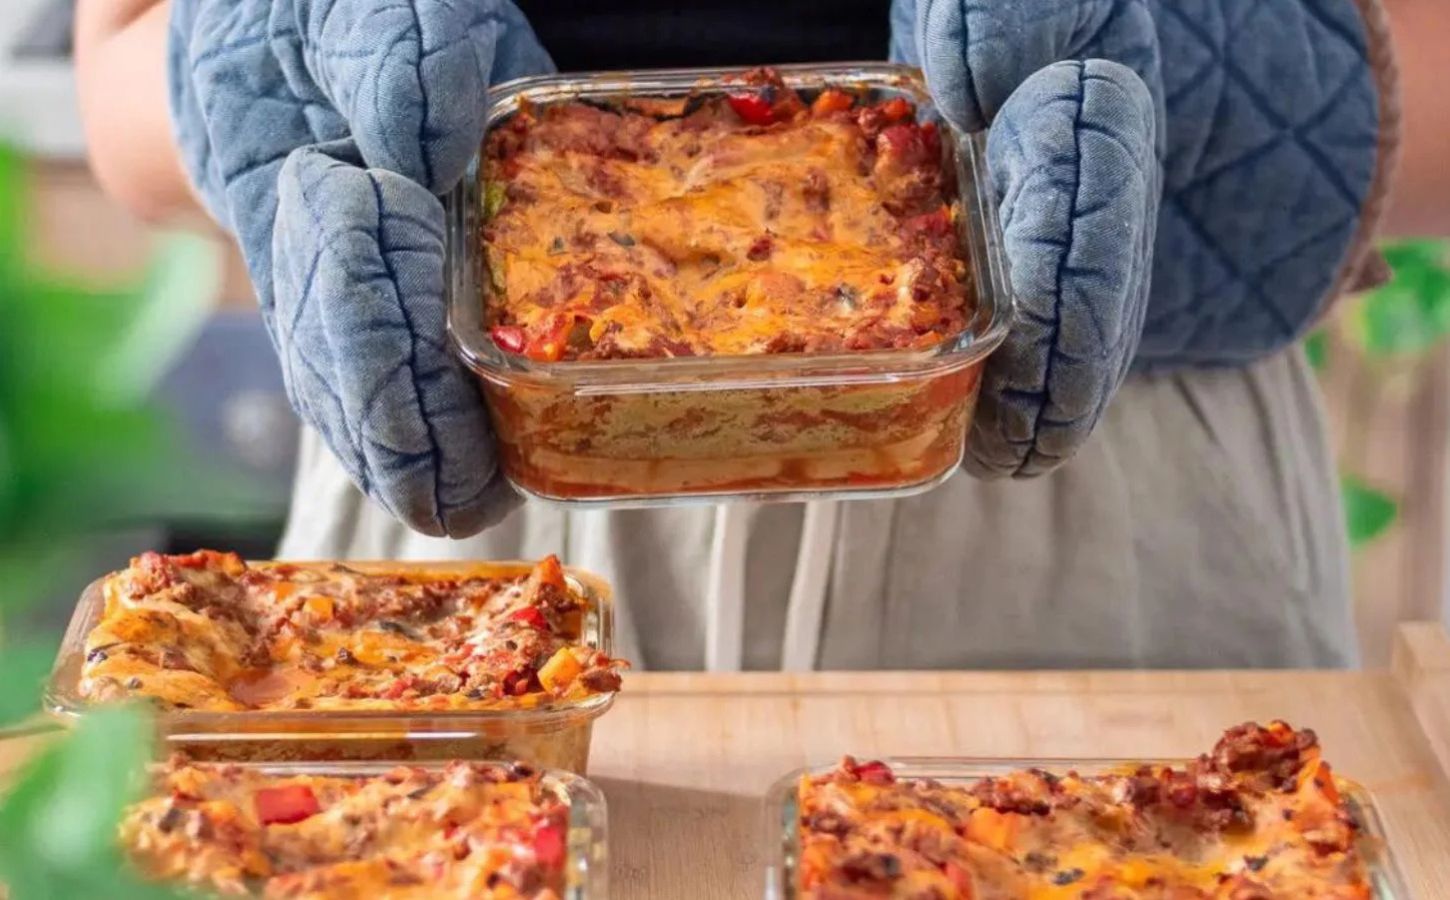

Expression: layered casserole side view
xmin=120 ymin=759 xmax=577 ymax=898
xmin=457 ymin=64 xmax=1007 ymax=503
xmin=77 ymin=550 xmax=623 ymax=713
xmin=793 ymin=723 xmax=1378 ymax=899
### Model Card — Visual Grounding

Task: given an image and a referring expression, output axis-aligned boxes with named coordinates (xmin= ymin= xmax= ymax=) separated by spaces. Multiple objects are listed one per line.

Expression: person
xmin=76 ymin=0 xmax=1408 ymax=671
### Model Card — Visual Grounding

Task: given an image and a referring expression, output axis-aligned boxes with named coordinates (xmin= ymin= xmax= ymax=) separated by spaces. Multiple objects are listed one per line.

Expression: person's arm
xmin=1382 ymin=0 xmax=1450 ymax=237
xmin=74 ymin=0 xmax=198 ymax=223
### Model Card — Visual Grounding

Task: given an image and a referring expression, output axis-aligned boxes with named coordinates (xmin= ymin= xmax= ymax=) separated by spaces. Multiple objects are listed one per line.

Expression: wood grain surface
xmin=3 ymin=624 xmax=1449 ymax=899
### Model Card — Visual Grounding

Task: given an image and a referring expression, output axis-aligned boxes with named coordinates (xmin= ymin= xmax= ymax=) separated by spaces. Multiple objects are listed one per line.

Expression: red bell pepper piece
xmin=879 ymin=96 xmax=915 ymax=122
xmin=254 ymin=785 xmax=320 ymax=825
xmin=508 ymin=606 xmax=549 ymax=630
xmin=727 ymin=92 xmax=776 ymax=126
xmin=524 ymin=330 xmax=568 ymax=362
xmin=852 ymin=760 xmax=896 ymax=784
xmin=490 ymin=325 xmax=526 ymax=354
xmin=877 ymin=124 xmax=926 ymax=164
xmin=382 ymin=674 xmax=417 ymax=700
xmin=920 ymin=120 xmax=941 ymax=159
xmin=532 ymin=820 xmax=566 ymax=868
xmin=944 ymin=861 xmax=974 ymax=895
xmin=907 ymin=206 xmax=952 ymax=237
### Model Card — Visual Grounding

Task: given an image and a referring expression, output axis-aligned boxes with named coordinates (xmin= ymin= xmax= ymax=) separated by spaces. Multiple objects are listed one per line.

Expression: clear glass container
xmin=43 ymin=561 xmax=617 ymax=773
xmin=765 ymin=757 xmax=1411 ymax=899
xmin=445 ymin=63 xmax=1012 ymax=506
xmin=125 ymin=759 xmax=608 ymax=899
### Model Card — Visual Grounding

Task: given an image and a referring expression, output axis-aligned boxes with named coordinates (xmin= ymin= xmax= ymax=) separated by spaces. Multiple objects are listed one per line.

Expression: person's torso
xmin=518 ymin=0 xmax=892 ymax=71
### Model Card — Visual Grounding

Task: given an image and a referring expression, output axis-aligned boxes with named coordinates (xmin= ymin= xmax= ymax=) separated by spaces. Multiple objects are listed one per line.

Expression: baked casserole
xmin=454 ymin=64 xmax=1007 ymax=503
xmin=794 ymin=722 xmax=1377 ymax=899
xmin=482 ymin=67 xmax=967 ymax=361
xmin=120 ymin=759 xmax=584 ymax=898
xmin=78 ymin=550 xmax=623 ymax=714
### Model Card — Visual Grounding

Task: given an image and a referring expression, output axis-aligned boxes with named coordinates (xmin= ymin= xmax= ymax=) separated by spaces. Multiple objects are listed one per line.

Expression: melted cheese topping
xmin=797 ymin=723 xmax=1374 ymax=899
xmin=482 ymin=69 xmax=969 ymax=360
xmin=79 ymin=551 xmax=624 ymax=712
xmin=119 ymin=760 xmax=568 ymax=898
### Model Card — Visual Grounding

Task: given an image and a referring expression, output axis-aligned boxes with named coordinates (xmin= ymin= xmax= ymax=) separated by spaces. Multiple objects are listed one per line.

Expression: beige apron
xmin=277 ymin=348 xmax=1355 ymax=671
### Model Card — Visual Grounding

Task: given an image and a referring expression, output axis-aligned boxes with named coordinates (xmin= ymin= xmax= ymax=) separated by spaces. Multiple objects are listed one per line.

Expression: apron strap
xmin=704 ymin=503 xmax=757 ymax=671
xmin=782 ymin=501 xmax=839 ymax=670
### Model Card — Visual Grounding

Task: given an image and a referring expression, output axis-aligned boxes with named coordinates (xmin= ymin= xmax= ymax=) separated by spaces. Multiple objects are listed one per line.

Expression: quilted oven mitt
xmin=168 ymin=0 xmax=552 ymax=536
xmin=893 ymin=0 xmax=1391 ymax=477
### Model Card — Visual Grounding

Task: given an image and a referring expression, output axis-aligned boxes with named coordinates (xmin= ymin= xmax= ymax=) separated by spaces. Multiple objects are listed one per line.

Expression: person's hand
xmin=892 ymin=0 xmax=1393 ymax=477
xmin=169 ymin=0 xmax=552 ymax=536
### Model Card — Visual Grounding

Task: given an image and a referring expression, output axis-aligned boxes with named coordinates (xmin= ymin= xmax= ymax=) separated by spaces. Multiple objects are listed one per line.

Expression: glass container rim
xmin=132 ymin=757 xmax=608 ymax=899
xmin=445 ymin=62 xmax=1013 ymax=395
xmin=42 ymin=559 xmax=620 ymax=733
xmin=763 ymin=755 xmax=1411 ymax=900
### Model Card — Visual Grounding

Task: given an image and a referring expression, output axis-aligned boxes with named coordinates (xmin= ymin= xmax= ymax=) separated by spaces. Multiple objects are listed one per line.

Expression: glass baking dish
xmin=42 ymin=561 xmax=617 ymax=773
xmin=764 ymin=757 xmax=1411 ymax=899
xmin=445 ymin=62 xmax=1012 ymax=507
xmin=122 ymin=758 xmax=608 ymax=899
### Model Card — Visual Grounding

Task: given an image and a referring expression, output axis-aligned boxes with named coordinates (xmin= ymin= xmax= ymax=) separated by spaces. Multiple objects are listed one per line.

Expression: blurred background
xmin=1 ymin=0 xmax=1448 ymax=665
xmin=2 ymin=0 xmax=296 ymax=635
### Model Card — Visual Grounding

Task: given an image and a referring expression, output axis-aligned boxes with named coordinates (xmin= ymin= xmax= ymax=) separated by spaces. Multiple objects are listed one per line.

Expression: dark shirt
xmin=518 ymin=1 xmax=892 ymax=72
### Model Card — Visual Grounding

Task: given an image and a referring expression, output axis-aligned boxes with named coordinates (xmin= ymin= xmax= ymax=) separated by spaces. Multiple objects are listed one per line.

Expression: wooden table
xmin=588 ymin=623 xmax=1450 ymax=899
xmin=5 ymin=623 xmax=1450 ymax=899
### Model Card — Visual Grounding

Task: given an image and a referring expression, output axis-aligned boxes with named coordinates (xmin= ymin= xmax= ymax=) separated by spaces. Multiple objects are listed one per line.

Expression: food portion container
xmin=764 ymin=757 xmax=1411 ymax=900
xmin=124 ymin=759 xmax=608 ymax=899
xmin=43 ymin=561 xmax=617 ymax=773
xmin=446 ymin=63 xmax=1012 ymax=506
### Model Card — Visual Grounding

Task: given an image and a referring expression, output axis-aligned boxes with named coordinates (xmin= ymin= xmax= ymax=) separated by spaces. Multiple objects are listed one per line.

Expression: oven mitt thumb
xmin=170 ymin=0 xmax=553 ymax=536
xmin=895 ymin=0 xmax=1162 ymax=478
xmin=897 ymin=0 xmax=1386 ymax=478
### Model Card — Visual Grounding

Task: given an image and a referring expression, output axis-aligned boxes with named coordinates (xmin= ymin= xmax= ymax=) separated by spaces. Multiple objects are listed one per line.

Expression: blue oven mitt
xmin=893 ymin=0 xmax=1385 ymax=477
xmin=169 ymin=0 xmax=552 ymax=536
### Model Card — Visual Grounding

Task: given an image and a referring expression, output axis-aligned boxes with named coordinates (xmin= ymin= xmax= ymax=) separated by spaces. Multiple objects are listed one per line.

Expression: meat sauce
xmin=797 ymin=723 xmax=1374 ymax=899
xmin=481 ymin=67 xmax=968 ymax=362
xmin=79 ymin=551 xmax=624 ymax=713
xmin=120 ymin=760 xmax=571 ymax=898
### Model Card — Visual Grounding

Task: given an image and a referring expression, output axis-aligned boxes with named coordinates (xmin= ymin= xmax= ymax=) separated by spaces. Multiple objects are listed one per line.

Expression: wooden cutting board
xmin=588 ymin=623 xmax=1450 ymax=899
xmin=4 ymin=623 xmax=1449 ymax=898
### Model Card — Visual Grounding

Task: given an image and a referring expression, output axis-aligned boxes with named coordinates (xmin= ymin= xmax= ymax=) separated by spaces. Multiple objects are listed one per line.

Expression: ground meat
xmin=580 ymin=668 xmax=622 ymax=693
xmin=838 ymin=850 xmax=903 ymax=884
xmin=802 ymin=169 xmax=830 ymax=213
xmin=1208 ymin=722 xmax=1318 ymax=790
xmin=970 ymin=772 xmax=1056 ymax=816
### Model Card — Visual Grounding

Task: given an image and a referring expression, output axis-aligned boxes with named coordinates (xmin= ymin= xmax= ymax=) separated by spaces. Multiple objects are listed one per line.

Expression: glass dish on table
xmin=446 ymin=62 xmax=1012 ymax=506
xmin=765 ymin=722 xmax=1409 ymax=899
xmin=118 ymin=757 xmax=607 ymax=898
xmin=43 ymin=551 xmax=624 ymax=772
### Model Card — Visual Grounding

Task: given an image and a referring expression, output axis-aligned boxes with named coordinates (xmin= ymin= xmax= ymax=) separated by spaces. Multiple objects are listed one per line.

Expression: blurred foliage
xmin=0 ymin=140 xmax=227 ymax=896
xmin=0 ymin=711 xmax=179 ymax=899
xmin=1304 ymin=330 xmax=1327 ymax=372
xmin=1347 ymin=240 xmax=1450 ymax=357
xmin=1309 ymin=239 xmax=1450 ymax=549
xmin=1340 ymin=475 xmax=1399 ymax=548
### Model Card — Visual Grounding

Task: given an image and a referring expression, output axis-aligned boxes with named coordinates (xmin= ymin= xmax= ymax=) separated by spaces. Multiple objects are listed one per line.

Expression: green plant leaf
xmin=0 ymin=707 xmax=151 ymax=868
xmin=1341 ymin=475 xmax=1398 ymax=547
xmin=0 ymin=145 xmax=24 ymax=289
xmin=1351 ymin=239 xmax=1450 ymax=358
xmin=95 ymin=232 xmax=222 ymax=405
xmin=0 ymin=640 xmax=57 ymax=728
xmin=1304 ymin=330 xmax=1327 ymax=371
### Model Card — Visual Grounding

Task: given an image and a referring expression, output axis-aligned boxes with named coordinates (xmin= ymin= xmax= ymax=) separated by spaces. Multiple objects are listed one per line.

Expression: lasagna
xmin=120 ymin=760 xmax=573 ymax=898
xmin=481 ymin=66 xmax=968 ymax=361
xmin=796 ymin=722 xmax=1375 ymax=899
xmin=79 ymin=551 xmax=623 ymax=713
